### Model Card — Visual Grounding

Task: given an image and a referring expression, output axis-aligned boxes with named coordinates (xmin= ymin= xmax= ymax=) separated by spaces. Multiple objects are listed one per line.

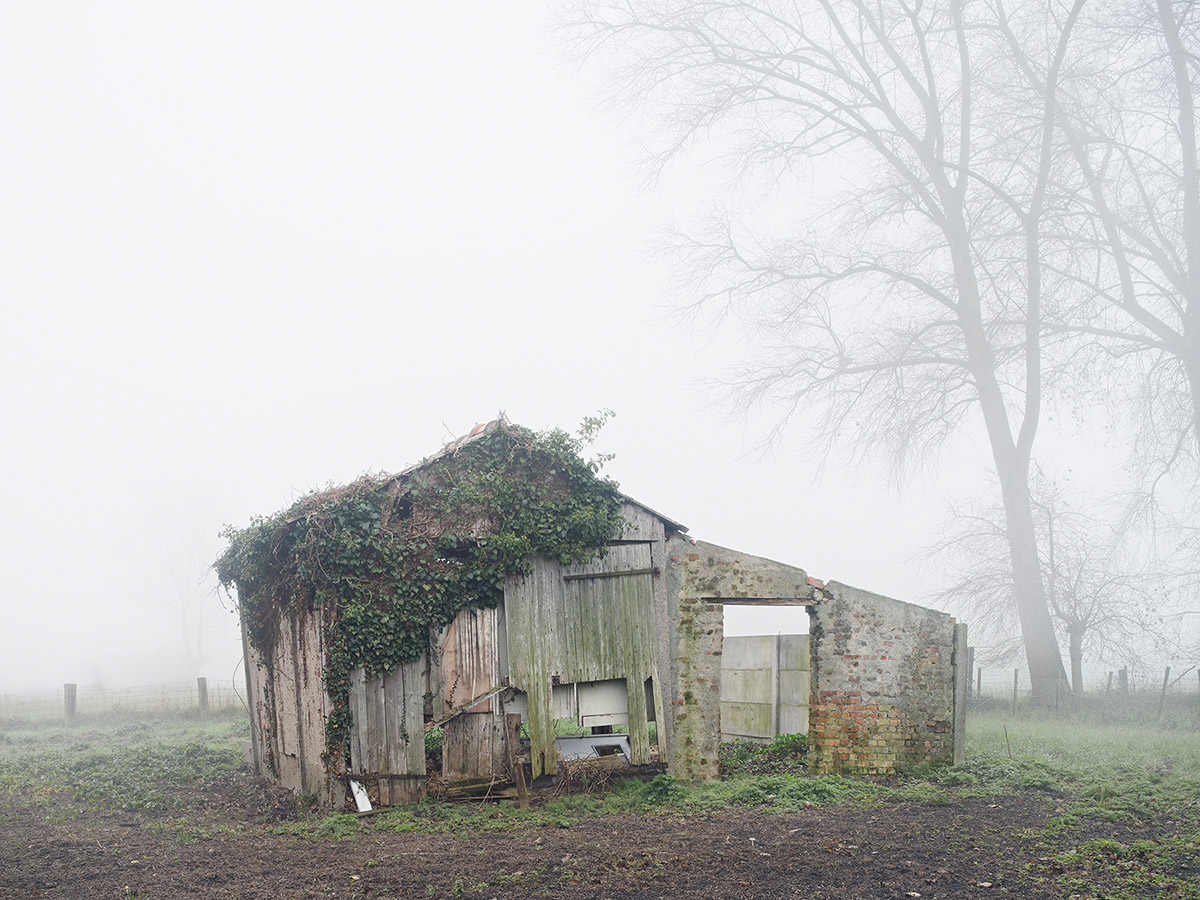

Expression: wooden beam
xmin=705 ymin=597 xmax=814 ymax=606
xmin=424 ymin=685 xmax=506 ymax=733
xmin=561 ymin=567 xmax=659 ymax=582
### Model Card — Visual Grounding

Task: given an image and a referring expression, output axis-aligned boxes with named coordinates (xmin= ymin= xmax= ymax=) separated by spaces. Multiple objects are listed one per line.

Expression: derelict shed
xmin=217 ymin=419 xmax=683 ymax=806
xmin=218 ymin=419 xmax=968 ymax=809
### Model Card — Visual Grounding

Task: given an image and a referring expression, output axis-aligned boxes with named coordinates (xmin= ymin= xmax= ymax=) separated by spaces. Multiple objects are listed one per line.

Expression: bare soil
xmin=0 ymin=777 xmax=1170 ymax=900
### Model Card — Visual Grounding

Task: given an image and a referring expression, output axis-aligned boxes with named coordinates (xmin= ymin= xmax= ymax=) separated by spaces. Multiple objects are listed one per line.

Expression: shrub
xmin=644 ymin=774 xmax=682 ymax=803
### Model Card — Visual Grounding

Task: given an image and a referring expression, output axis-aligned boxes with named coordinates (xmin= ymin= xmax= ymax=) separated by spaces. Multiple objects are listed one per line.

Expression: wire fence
xmin=969 ymin=663 xmax=1200 ymax=727
xmin=0 ymin=678 xmax=246 ymax=726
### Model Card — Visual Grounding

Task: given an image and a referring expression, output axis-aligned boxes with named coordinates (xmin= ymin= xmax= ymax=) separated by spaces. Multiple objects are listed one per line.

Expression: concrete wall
xmin=664 ymin=536 xmax=817 ymax=781
xmin=720 ymin=634 xmax=810 ymax=741
xmin=808 ymin=582 xmax=966 ymax=775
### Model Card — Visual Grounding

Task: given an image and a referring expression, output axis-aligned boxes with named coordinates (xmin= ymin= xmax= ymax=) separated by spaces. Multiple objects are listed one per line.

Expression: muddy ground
xmin=2 ymin=773 xmax=1176 ymax=900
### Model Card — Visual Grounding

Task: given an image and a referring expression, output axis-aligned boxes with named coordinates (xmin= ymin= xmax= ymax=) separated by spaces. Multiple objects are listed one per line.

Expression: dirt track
xmin=1 ymin=787 xmax=1088 ymax=900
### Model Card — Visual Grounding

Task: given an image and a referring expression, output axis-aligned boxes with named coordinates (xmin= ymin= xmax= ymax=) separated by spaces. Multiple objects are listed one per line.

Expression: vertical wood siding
xmin=245 ymin=608 xmax=332 ymax=801
xmin=347 ymin=656 xmax=426 ymax=804
xmin=246 ymin=502 xmax=672 ymax=800
xmin=506 ymin=541 xmax=663 ymax=777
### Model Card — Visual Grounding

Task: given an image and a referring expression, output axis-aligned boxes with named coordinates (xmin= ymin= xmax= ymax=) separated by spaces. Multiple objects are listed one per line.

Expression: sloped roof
xmin=385 ymin=417 xmax=687 ymax=534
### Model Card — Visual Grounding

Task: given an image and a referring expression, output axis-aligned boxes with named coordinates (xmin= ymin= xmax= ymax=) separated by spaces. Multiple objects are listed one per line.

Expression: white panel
xmin=577 ymin=679 xmax=628 ymax=721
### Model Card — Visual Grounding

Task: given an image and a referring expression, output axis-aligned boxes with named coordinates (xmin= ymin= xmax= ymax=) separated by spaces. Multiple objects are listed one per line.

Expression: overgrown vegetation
xmin=718 ymin=732 xmax=808 ymax=777
xmin=1040 ymin=833 xmax=1200 ymax=899
xmin=214 ymin=417 xmax=625 ymax=758
xmin=0 ymin=709 xmax=251 ymax=812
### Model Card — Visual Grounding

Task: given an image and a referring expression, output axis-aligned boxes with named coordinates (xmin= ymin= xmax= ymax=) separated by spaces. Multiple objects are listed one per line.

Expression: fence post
xmin=64 ymin=683 xmax=77 ymax=725
xmin=1118 ymin=667 xmax=1128 ymax=693
xmin=976 ymin=667 xmax=982 ymax=700
xmin=197 ymin=677 xmax=209 ymax=715
xmin=966 ymin=646 xmax=975 ymax=703
xmin=1012 ymin=669 xmax=1019 ymax=715
xmin=1157 ymin=666 xmax=1171 ymax=723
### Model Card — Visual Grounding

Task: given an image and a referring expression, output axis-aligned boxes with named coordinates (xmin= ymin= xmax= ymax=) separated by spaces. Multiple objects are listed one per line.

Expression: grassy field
xmin=2 ymin=708 xmax=1198 ymax=898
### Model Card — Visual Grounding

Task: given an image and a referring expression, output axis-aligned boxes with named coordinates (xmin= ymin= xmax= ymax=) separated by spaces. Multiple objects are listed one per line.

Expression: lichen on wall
xmin=808 ymin=582 xmax=960 ymax=775
xmin=665 ymin=537 xmax=815 ymax=782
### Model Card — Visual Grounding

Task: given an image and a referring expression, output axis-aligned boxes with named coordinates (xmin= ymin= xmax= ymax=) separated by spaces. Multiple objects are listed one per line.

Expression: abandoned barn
xmin=218 ymin=420 xmax=967 ymax=808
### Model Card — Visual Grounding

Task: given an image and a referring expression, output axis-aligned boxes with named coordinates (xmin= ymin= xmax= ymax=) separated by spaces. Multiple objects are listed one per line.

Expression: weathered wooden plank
xmin=425 ymin=628 xmax=443 ymax=718
xmin=648 ymin=531 xmax=674 ymax=757
xmin=503 ymin=571 xmax=530 ymax=685
xmin=349 ymin=668 xmax=367 ymax=775
xmin=531 ymin=557 xmax=557 ymax=776
xmin=562 ymin=566 xmax=658 ymax=581
xmin=620 ymin=571 xmax=653 ymax=765
xmin=365 ymin=672 xmax=382 ymax=775
xmin=443 ymin=713 xmax=507 ymax=782
xmin=296 ymin=612 xmax=328 ymax=797
xmin=439 ymin=607 xmax=499 ymax=716
xmin=239 ymin=618 xmax=264 ymax=776
xmin=402 ymin=657 xmax=426 ymax=776
xmin=384 ymin=670 xmax=401 ymax=784
xmin=269 ymin=613 xmax=303 ymax=792
xmin=616 ymin=502 xmax=666 ymax=542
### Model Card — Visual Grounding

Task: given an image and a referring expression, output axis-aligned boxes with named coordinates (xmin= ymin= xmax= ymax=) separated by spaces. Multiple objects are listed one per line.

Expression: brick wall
xmin=808 ymin=582 xmax=964 ymax=775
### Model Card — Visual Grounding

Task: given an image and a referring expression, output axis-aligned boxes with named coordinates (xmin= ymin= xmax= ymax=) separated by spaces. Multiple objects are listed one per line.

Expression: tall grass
xmin=967 ymin=711 xmax=1200 ymax=779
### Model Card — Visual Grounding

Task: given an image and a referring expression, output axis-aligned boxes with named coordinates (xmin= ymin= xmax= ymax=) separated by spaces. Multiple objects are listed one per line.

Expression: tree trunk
xmin=1159 ymin=0 xmax=1200 ymax=462
xmin=995 ymin=455 xmax=1067 ymax=702
xmin=1067 ymin=624 xmax=1084 ymax=695
xmin=947 ymin=220 xmax=1066 ymax=704
xmin=1187 ymin=348 xmax=1200 ymax=462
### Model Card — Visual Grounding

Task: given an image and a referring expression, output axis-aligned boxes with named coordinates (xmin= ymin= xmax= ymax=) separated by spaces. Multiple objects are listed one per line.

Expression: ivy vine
xmin=214 ymin=417 xmax=625 ymax=763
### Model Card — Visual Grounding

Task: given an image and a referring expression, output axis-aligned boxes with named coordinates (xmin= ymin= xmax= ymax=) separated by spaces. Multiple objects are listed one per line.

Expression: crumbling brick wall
xmin=808 ymin=582 xmax=966 ymax=775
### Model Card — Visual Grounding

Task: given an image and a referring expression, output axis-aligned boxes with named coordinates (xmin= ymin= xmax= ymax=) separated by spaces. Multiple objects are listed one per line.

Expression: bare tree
xmin=1040 ymin=0 xmax=1200 ymax=493
xmin=563 ymin=0 xmax=1090 ymax=698
xmin=930 ymin=475 xmax=1162 ymax=692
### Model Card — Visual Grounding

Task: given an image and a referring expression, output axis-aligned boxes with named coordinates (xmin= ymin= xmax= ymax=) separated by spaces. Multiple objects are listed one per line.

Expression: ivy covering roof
xmin=214 ymin=416 xmax=641 ymax=756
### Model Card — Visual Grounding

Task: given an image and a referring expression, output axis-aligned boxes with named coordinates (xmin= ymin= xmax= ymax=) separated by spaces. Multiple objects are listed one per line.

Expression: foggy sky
xmin=0 ymin=4 xmax=1123 ymax=691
